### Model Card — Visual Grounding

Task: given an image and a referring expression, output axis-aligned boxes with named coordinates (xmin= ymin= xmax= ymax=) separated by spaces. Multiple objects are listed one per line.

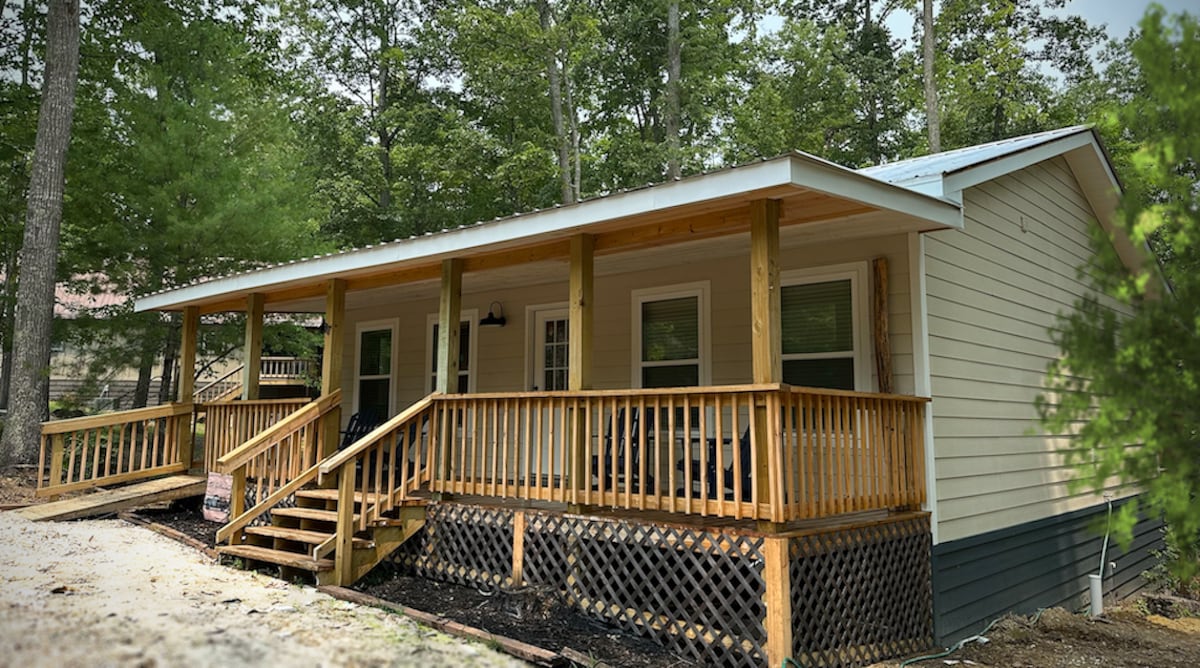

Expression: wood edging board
xmin=316 ymin=585 xmax=565 ymax=667
xmin=119 ymin=511 xmax=220 ymax=560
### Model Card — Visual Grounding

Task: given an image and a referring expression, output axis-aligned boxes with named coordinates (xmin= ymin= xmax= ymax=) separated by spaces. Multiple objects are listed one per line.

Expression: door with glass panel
xmin=532 ymin=309 xmax=569 ymax=483
xmin=356 ymin=323 xmax=395 ymax=421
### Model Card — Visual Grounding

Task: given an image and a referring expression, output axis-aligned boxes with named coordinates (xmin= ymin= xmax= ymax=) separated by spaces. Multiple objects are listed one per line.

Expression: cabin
xmin=30 ymin=126 xmax=1162 ymax=667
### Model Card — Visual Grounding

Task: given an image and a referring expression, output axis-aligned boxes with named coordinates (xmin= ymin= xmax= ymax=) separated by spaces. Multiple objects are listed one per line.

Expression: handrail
xmin=318 ymin=393 xmax=436 ymax=476
xmin=215 ymin=390 xmax=340 ymax=474
xmin=193 ymin=364 xmax=244 ymax=400
xmin=41 ymin=402 xmax=193 ymax=435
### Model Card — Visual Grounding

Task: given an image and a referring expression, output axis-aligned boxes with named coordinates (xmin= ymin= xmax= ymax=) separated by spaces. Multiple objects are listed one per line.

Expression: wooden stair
xmin=216 ymin=484 xmax=426 ymax=585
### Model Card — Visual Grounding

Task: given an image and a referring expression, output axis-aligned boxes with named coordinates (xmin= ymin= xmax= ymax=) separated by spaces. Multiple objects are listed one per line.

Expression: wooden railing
xmin=193 ymin=365 xmax=244 ymax=403
xmin=214 ymin=390 xmax=341 ymax=545
xmin=37 ymin=403 xmax=194 ymax=496
xmin=199 ymin=398 xmax=310 ymax=473
xmin=415 ymin=384 xmax=927 ymax=524
xmin=261 ymin=356 xmax=313 ymax=379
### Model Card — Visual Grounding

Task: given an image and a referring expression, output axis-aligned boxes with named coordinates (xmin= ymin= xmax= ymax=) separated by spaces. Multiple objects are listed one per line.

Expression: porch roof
xmin=135 ymin=151 xmax=962 ymax=314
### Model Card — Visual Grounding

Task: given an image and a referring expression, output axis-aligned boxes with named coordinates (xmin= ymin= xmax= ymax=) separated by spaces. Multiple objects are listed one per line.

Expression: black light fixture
xmin=480 ymin=301 xmax=507 ymax=328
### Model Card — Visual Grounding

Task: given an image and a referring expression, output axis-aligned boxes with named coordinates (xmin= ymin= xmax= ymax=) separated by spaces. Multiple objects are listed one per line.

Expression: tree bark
xmin=133 ymin=347 xmax=154 ymax=409
xmin=0 ymin=258 xmax=15 ymax=410
xmin=0 ymin=0 xmax=81 ymax=466
xmin=922 ymin=0 xmax=941 ymax=152
xmin=538 ymin=0 xmax=574 ymax=204
xmin=664 ymin=0 xmax=682 ymax=179
xmin=157 ymin=322 xmax=178 ymax=406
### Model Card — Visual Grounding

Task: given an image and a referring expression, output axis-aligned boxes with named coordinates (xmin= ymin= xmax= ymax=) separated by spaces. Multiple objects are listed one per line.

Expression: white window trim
xmin=425 ymin=309 xmax=479 ymax=393
xmin=630 ymin=281 xmax=711 ymax=388
xmin=525 ymin=302 xmax=569 ymax=391
xmin=780 ymin=261 xmax=873 ymax=392
xmin=353 ymin=318 xmax=399 ymax=416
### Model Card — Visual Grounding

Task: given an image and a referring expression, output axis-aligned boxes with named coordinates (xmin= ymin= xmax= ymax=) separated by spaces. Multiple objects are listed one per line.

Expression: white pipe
xmin=1089 ymin=574 xmax=1104 ymax=617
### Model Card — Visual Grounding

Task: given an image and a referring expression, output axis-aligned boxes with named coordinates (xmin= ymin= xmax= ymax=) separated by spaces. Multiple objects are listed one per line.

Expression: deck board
xmin=11 ymin=475 xmax=206 ymax=522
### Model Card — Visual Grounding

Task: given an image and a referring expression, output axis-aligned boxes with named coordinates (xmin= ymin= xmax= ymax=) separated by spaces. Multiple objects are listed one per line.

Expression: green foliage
xmin=1039 ymin=7 xmax=1200 ymax=581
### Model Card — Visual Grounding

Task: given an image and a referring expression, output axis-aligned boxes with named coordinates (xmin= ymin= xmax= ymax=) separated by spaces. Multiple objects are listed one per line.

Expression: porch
xmin=36 ymin=155 xmax=954 ymax=666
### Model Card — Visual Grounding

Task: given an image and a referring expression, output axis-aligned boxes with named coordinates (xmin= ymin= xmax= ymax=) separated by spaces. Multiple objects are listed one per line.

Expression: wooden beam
xmin=177 ymin=305 xmax=200 ymax=469
xmin=750 ymin=199 xmax=781 ymax=384
xmin=334 ymin=463 xmax=356 ymax=585
xmin=872 ymin=257 xmax=893 ymax=394
xmin=242 ymin=293 xmax=265 ymax=400
xmin=321 ymin=279 xmax=346 ymax=458
xmin=568 ymin=235 xmax=593 ymax=391
xmin=511 ymin=510 xmax=526 ymax=585
xmin=762 ymin=535 xmax=794 ymax=667
xmin=436 ymin=259 xmax=463 ymax=395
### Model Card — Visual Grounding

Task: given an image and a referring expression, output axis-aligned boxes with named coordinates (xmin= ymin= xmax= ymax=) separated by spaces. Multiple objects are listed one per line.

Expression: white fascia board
xmin=941 ymin=130 xmax=1095 ymax=196
xmin=788 ymin=154 xmax=963 ymax=230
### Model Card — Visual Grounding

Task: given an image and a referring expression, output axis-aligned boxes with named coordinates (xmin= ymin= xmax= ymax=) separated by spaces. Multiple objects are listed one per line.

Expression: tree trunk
xmin=133 ymin=347 xmax=154 ymax=409
xmin=922 ymin=0 xmax=941 ymax=152
xmin=376 ymin=41 xmax=394 ymax=212
xmin=0 ymin=256 xmax=16 ymax=410
xmin=538 ymin=0 xmax=574 ymax=204
xmin=158 ymin=323 xmax=178 ymax=406
xmin=0 ymin=0 xmax=81 ymax=466
xmin=664 ymin=0 xmax=682 ymax=179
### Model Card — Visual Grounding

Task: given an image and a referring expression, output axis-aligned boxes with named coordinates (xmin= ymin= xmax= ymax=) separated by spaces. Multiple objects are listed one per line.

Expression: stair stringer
xmin=316 ymin=504 xmax=427 ymax=586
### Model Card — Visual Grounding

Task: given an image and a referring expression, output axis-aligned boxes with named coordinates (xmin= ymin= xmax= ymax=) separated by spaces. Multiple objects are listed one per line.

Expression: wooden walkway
xmin=11 ymin=475 xmax=206 ymax=522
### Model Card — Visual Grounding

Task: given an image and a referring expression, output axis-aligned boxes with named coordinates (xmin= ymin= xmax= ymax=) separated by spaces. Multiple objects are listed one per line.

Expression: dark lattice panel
xmin=394 ymin=504 xmax=514 ymax=587
xmin=789 ymin=517 xmax=932 ymax=667
xmin=525 ymin=513 xmax=768 ymax=667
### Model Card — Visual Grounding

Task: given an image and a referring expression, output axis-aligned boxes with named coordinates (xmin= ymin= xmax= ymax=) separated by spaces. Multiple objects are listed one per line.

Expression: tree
xmin=922 ymin=0 xmax=940 ymax=152
xmin=1039 ymin=7 xmax=1200 ymax=579
xmin=0 ymin=0 xmax=80 ymax=465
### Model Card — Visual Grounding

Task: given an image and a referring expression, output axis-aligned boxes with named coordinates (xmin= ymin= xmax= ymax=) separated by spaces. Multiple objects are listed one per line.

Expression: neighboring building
xmin=52 ymin=126 xmax=1159 ymax=665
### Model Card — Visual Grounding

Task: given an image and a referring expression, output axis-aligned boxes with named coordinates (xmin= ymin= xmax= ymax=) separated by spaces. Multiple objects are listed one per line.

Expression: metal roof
xmin=857 ymin=126 xmax=1092 ymax=186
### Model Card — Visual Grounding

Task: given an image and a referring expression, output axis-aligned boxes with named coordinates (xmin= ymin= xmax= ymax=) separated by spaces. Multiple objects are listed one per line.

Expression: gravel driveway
xmin=0 ymin=512 xmax=525 ymax=667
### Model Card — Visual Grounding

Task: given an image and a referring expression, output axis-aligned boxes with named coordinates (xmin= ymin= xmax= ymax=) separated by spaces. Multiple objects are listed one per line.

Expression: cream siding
xmin=338 ymin=232 xmax=915 ymax=421
xmin=926 ymin=157 xmax=1132 ymax=543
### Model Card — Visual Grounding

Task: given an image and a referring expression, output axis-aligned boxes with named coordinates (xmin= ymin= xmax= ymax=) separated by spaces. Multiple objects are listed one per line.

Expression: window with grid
xmin=429 ymin=320 xmax=472 ymax=393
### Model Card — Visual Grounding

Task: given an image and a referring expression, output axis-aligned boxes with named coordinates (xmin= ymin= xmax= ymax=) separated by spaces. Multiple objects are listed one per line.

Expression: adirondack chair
xmin=678 ymin=427 xmax=751 ymax=501
xmin=591 ymin=407 xmax=656 ymax=495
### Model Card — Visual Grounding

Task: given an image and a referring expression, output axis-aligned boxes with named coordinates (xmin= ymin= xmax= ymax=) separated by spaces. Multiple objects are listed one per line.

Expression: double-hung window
xmin=780 ymin=263 xmax=870 ymax=391
xmin=355 ymin=320 xmax=396 ymax=418
xmin=632 ymin=282 xmax=709 ymax=388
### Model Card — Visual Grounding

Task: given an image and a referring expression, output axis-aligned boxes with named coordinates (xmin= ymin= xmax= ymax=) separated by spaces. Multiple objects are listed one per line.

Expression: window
xmin=632 ymin=283 xmax=709 ymax=388
xmin=780 ymin=263 xmax=870 ymax=391
xmin=536 ymin=309 xmax=569 ymax=391
xmin=355 ymin=320 xmax=396 ymax=418
xmin=427 ymin=312 xmax=477 ymax=393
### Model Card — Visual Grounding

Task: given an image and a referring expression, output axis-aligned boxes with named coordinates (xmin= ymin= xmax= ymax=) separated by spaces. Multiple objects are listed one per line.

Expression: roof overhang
xmin=135 ymin=152 xmax=962 ymax=313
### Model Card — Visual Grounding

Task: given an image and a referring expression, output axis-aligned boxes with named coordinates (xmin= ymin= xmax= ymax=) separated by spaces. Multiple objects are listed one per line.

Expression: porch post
xmin=436 ymin=259 xmax=463 ymax=394
xmin=241 ymin=292 xmax=264 ymax=400
xmin=750 ymin=199 xmax=784 ymax=529
xmin=321 ymin=279 xmax=346 ymax=458
xmin=568 ymin=234 xmax=593 ymax=511
xmin=177 ymin=305 xmax=199 ymax=469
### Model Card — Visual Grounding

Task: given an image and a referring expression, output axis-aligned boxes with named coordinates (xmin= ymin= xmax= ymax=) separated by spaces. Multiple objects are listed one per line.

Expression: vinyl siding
xmin=338 ymin=233 xmax=915 ymax=421
xmin=926 ymin=157 xmax=1134 ymax=543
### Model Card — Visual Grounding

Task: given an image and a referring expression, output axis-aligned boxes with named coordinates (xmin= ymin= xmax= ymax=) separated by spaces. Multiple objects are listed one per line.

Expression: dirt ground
xmin=874 ymin=606 xmax=1200 ymax=668
xmin=0 ymin=511 xmax=524 ymax=668
xmin=0 ymin=466 xmax=39 ymax=506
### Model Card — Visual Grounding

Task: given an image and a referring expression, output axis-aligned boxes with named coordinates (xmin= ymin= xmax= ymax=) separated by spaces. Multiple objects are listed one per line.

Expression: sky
xmin=880 ymin=0 xmax=1199 ymax=44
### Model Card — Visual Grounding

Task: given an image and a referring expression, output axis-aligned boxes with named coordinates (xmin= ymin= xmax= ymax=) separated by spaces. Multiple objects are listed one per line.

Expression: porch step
xmin=271 ymin=507 xmax=357 ymax=524
xmin=294 ymin=488 xmax=385 ymax=504
xmin=243 ymin=525 xmax=371 ymax=549
xmin=217 ymin=544 xmax=333 ymax=572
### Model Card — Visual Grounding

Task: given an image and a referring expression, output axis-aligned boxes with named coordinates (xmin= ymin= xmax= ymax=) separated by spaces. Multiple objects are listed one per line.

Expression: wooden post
xmin=242 ymin=293 xmax=265 ymax=400
xmin=872 ymin=258 xmax=893 ymax=394
xmin=334 ymin=462 xmax=356 ymax=585
xmin=436 ymin=259 xmax=463 ymax=394
xmin=321 ymin=279 xmax=346 ymax=458
xmin=511 ymin=510 xmax=527 ymax=585
xmin=568 ymin=235 xmax=593 ymax=512
xmin=750 ymin=200 xmax=783 ymax=529
xmin=763 ymin=535 xmax=794 ymax=668
xmin=229 ymin=467 xmax=246 ymax=540
xmin=177 ymin=305 xmax=200 ymax=470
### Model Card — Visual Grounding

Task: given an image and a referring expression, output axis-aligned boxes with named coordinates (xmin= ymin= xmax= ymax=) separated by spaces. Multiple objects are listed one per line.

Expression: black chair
xmin=591 ymin=407 xmax=656 ymax=494
xmin=678 ymin=428 xmax=752 ymax=501
xmin=339 ymin=409 xmax=383 ymax=450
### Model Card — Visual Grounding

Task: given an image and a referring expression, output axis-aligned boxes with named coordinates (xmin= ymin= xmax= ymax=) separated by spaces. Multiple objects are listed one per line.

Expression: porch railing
xmin=192 ymin=356 xmax=314 ymax=404
xmin=199 ymin=398 xmax=311 ymax=473
xmin=37 ymin=403 xmax=193 ymax=496
xmin=418 ymin=383 xmax=926 ymax=524
xmin=261 ymin=356 xmax=314 ymax=379
xmin=214 ymin=390 xmax=341 ymax=545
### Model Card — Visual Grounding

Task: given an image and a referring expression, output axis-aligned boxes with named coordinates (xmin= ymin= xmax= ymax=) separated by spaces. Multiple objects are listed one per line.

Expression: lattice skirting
xmin=391 ymin=505 xmax=931 ymax=668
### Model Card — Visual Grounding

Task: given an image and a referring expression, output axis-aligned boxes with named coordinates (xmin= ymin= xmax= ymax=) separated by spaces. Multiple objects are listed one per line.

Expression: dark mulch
xmin=147 ymin=506 xmax=687 ymax=667
xmin=357 ymin=564 xmax=689 ymax=667
xmin=135 ymin=497 xmax=219 ymax=547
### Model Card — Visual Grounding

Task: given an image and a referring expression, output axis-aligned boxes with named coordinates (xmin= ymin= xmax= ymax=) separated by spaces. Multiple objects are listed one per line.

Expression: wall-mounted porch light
xmin=480 ymin=301 xmax=507 ymax=328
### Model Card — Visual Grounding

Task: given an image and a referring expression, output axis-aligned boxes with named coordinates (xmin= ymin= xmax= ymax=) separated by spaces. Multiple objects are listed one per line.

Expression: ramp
xmin=12 ymin=475 xmax=206 ymax=522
